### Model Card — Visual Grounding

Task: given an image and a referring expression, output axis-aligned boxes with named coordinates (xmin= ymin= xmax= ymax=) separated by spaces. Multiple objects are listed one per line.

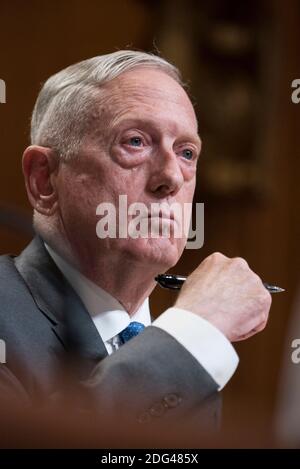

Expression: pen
xmin=155 ymin=274 xmax=285 ymax=293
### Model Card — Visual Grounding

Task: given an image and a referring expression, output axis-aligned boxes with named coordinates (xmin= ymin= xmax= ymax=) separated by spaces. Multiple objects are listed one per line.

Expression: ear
xmin=22 ymin=145 xmax=59 ymax=216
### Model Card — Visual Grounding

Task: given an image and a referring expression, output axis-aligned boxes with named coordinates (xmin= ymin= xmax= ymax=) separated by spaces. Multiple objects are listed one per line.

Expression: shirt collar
xmin=44 ymin=243 xmax=151 ymax=342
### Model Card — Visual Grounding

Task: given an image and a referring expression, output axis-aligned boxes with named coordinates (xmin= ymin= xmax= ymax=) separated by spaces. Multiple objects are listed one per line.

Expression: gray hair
xmin=30 ymin=50 xmax=182 ymax=160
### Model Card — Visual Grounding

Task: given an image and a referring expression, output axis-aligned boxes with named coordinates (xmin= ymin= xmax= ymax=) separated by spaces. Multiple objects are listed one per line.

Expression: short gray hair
xmin=30 ymin=50 xmax=182 ymax=160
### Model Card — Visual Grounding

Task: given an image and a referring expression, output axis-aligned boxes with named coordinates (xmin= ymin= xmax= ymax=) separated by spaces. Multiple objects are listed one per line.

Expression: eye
xmin=181 ymin=148 xmax=194 ymax=160
xmin=128 ymin=136 xmax=143 ymax=147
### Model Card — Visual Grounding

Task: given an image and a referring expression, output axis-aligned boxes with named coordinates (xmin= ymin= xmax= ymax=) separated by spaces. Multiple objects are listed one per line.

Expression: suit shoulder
xmin=0 ymin=254 xmax=23 ymax=285
xmin=0 ymin=254 xmax=31 ymax=308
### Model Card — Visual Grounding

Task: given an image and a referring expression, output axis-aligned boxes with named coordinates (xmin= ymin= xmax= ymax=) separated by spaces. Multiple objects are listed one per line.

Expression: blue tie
xmin=119 ymin=321 xmax=145 ymax=344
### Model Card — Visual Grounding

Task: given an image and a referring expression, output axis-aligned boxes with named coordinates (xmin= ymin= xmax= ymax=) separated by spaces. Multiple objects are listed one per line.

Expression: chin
xmin=120 ymin=237 xmax=184 ymax=269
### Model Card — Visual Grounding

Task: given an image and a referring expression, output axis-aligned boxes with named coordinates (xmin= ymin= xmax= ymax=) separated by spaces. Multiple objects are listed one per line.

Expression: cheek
xmin=179 ymin=177 xmax=196 ymax=203
xmin=106 ymin=165 xmax=149 ymax=203
xmin=57 ymin=173 xmax=105 ymax=229
xmin=185 ymin=170 xmax=197 ymax=186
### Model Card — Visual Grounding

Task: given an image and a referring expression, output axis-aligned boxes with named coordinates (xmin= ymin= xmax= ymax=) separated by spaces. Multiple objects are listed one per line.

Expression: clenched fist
xmin=175 ymin=253 xmax=272 ymax=342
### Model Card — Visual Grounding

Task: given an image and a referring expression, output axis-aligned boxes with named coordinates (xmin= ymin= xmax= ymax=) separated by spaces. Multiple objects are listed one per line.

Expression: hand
xmin=175 ymin=252 xmax=272 ymax=342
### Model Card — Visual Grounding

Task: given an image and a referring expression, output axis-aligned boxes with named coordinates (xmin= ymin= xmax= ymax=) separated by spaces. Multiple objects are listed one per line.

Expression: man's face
xmin=56 ymin=67 xmax=201 ymax=270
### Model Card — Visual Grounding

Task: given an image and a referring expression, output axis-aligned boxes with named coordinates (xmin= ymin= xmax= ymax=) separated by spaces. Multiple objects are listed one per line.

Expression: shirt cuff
xmin=152 ymin=307 xmax=239 ymax=390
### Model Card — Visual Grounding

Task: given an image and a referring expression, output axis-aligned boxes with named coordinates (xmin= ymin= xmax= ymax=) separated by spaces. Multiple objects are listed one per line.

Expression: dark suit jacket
xmin=0 ymin=237 xmax=221 ymax=439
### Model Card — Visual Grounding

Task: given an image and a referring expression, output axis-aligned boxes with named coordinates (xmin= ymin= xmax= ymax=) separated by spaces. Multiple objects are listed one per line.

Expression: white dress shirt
xmin=45 ymin=244 xmax=239 ymax=390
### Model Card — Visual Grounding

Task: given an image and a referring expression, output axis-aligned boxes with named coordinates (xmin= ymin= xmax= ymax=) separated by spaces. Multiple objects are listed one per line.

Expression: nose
xmin=147 ymin=147 xmax=184 ymax=198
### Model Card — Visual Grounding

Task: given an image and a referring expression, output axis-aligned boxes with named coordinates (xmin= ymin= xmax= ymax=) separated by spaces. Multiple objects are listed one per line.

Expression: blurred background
xmin=0 ymin=0 xmax=299 ymax=446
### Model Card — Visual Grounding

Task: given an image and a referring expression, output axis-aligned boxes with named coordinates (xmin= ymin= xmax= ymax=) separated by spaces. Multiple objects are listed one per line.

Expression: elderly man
xmin=0 ymin=51 xmax=271 ymax=431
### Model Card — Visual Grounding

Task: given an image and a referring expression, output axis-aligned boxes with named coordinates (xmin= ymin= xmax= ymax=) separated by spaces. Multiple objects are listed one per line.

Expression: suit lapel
xmin=14 ymin=237 xmax=108 ymax=372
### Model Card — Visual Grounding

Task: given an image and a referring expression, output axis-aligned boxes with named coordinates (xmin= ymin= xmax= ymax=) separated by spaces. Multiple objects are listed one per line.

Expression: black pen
xmin=155 ymin=274 xmax=285 ymax=293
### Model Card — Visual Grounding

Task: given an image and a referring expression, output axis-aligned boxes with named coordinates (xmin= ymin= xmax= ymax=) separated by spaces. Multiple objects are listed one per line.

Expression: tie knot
xmin=119 ymin=321 xmax=145 ymax=344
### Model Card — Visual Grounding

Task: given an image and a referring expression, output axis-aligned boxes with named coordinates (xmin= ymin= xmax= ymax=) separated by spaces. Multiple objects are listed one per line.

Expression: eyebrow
xmin=112 ymin=117 xmax=202 ymax=150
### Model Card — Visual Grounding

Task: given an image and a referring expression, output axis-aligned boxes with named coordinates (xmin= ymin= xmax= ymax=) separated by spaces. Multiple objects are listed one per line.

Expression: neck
xmin=44 ymin=238 xmax=161 ymax=316
xmin=82 ymin=256 xmax=157 ymax=314
xmin=41 ymin=223 xmax=168 ymax=315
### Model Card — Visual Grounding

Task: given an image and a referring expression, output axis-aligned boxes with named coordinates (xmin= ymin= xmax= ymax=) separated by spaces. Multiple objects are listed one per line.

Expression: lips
xmin=147 ymin=208 xmax=175 ymax=221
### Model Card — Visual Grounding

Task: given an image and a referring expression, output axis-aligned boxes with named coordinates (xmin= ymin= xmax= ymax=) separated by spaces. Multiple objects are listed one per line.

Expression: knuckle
xmin=232 ymin=257 xmax=249 ymax=269
xmin=260 ymin=310 xmax=268 ymax=324
xmin=252 ymin=272 xmax=262 ymax=283
xmin=262 ymin=310 xmax=269 ymax=326
xmin=262 ymin=289 xmax=272 ymax=306
xmin=259 ymin=301 xmax=271 ymax=322
xmin=257 ymin=321 xmax=267 ymax=333
xmin=207 ymin=252 xmax=226 ymax=263
xmin=211 ymin=251 xmax=226 ymax=260
xmin=257 ymin=295 xmax=268 ymax=311
xmin=251 ymin=273 xmax=266 ymax=290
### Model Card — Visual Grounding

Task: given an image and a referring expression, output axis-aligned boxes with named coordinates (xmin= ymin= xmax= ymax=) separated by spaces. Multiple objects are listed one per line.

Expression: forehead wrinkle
xmin=110 ymin=92 xmax=196 ymax=129
xmin=101 ymin=72 xmax=194 ymax=112
xmin=90 ymin=76 xmax=198 ymax=142
xmin=103 ymin=89 xmax=190 ymax=116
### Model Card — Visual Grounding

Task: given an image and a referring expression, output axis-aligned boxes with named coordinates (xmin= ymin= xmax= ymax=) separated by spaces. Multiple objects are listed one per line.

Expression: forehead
xmin=99 ymin=68 xmax=198 ymax=132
